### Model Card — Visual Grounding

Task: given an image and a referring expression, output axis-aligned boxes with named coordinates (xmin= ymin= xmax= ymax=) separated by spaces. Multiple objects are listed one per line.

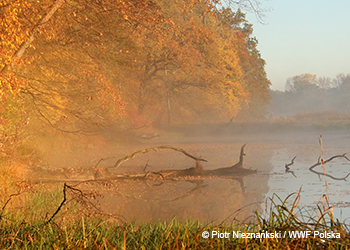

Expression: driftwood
xmin=206 ymin=144 xmax=253 ymax=176
xmin=155 ymin=144 xmax=256 ymax=178
xmin=309 ymin=154 xmax=350 ymax=181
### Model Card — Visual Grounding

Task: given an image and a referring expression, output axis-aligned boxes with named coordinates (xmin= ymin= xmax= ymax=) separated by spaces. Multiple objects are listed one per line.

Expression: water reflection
xmin=95 ymin=143 xmax=274 ymax=224
xmin=97 ymin=134 xmax=350 ymax=224
xmin=31 ymin=133 xmax=350 ymax=224
xmin=263 ymin=138 xmax=350 ymax=222
xmin=100 ymin=178 xmax=256 ymax=224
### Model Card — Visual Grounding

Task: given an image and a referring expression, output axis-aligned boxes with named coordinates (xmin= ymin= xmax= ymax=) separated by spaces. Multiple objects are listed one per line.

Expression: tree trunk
xmin=1 ymin=0 xmax=65 ymax=73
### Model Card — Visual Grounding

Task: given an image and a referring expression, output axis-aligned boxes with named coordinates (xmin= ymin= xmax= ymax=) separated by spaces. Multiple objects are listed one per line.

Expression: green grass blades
xmin=1 ymin=185 xmax=350 ymax=249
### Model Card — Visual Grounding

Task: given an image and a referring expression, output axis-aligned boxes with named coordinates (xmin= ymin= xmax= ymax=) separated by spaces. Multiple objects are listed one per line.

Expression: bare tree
xmin=317 ymin=76 xmax=332 ymax=89
xmin=224 ymin=0 xmax=270 ymax=23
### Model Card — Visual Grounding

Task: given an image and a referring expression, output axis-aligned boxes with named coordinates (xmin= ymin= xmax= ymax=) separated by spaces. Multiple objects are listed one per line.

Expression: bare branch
xmin=309 ymin=154 xmax=350 ymax=181
xmin=45 ymin=183 xmax=68 ymax=225
xmin=0 ymin=192 xmax=24 ymax=221
xmin=108 ymin=145 xmax=207 ymax=170
xmin=224 ymin=0 xmax=270 ymax=24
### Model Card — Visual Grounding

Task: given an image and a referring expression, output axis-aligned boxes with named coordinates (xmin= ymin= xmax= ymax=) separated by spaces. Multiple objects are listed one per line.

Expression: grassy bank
xmin=1 ymin=186 xmax=350 ymax=249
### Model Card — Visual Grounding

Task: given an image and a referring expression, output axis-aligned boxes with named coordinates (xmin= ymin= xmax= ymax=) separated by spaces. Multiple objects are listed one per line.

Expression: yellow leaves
xmin=96 ymin=76 xmax=125 ymax=117
xmin=1 ymin=0 xmax=36 ymax=97
xmin=1 ymin=0 xmax=267 ymax=127
xmin=0 ymin=70 xmax=25 ymax=99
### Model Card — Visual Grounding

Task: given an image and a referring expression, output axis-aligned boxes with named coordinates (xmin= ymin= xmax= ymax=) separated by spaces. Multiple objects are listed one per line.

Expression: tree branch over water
xmin=108 ymin=145 xmax=207 ymax=170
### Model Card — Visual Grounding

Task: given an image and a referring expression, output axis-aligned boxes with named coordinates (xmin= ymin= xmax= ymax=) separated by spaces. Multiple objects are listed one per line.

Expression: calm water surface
xmin=93 ymin=129 xmax=350 ymax=224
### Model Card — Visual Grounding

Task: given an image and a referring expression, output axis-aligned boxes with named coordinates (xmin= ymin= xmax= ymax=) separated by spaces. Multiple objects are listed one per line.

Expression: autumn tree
xmin=0 ymin=0 xmax=167 ymax=167
xmin=215 ymin=8 xmax=271 ymax=119
xmin=0 ymin=0 xmax=57 ymax=160
xmin=1 ymin=0 xmax=271 ymax=137
xmin=2 ymin=0 xmax=168 ymax=132
xmin=130 ymin=2 xmax=270 ymax=125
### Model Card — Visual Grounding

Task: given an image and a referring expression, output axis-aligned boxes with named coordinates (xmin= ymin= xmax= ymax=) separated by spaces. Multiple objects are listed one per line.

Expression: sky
xmin=245 ymin=0 xmax=350 ymax=91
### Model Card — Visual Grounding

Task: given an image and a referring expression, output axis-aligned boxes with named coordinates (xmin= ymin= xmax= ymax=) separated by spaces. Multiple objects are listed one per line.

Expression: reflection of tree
xmin=116 ymin=180 xmax=208 ymax=203
xmin=110 ymin=176 xmax=247 ymax=204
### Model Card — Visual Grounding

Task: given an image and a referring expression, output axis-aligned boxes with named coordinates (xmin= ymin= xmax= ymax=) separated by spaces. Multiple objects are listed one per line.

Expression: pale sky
xmin=246 ymin=0 xmax=350 ymax=91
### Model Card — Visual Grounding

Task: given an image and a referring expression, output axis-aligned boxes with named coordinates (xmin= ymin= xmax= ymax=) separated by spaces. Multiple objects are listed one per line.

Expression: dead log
xmin=156 ymin=144 xmax=256 ymax=178
xmin=112 ymin=144 xmax=250 ymax=179
xmin=28 ymin=144 xmax=256 ymax=184
xmin=205 ymin=144 xmax=256 ymax=177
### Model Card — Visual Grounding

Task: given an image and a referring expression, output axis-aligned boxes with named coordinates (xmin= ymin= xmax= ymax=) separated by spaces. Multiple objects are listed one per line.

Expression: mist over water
xmin=267 ymin=73 xmax=350 ymax=121
xmin=29 ymin=122 xmax=350 ymax=224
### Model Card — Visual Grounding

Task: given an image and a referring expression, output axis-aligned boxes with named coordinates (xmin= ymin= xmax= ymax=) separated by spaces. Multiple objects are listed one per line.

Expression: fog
xmin=22 ymin=70 xmax=350 ymax=223
xmin=267 ymin=73 xmax=350 ymax=122
xmin=23 ymin=112 xmax=350 ymax=224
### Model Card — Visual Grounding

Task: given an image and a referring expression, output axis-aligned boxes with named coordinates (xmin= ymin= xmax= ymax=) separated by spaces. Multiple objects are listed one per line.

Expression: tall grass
xmin=1 ymin=184 xmax=350 ymax=249
xmin=255 ymin=188 xmax=350 ymax=249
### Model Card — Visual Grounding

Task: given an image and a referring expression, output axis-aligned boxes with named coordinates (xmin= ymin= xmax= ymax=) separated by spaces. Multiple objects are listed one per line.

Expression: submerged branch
xmin=309 ymin=154 xmax=350 ymax=181
xmin=285 ymin=156 xmax=297 ymax=178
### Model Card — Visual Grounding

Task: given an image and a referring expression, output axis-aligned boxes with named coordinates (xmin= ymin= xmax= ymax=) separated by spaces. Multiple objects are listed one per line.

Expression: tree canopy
xmin=1 ymin=0 xmax=271 ymax=145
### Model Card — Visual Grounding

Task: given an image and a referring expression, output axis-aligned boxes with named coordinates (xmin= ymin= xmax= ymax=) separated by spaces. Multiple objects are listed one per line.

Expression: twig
xmin=44 ymin=182 xmax=103 ymax=225
xmin=44 ymin=183 xmax=68 ymax=225
xmin=0 ymin=192 xmax=24 ymax=220
xmin=93 ymin=157 xmax=113 ymax=168
xmin=285 ymin=156 xmax=297 ymax=178
xmin=143 ymin=162 xmax=150 ymax=173
xmin=143 ymin=171 xmax=165 ymax=181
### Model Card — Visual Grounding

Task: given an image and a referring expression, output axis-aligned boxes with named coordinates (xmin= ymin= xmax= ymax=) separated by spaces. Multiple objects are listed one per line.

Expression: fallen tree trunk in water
xmin=27 ymin=144 xmax=256 ymax=183
xmin=92 ymin=144 xmax=256 ymax=181
xmin=155 ymin=144 xmax=256 ymax=178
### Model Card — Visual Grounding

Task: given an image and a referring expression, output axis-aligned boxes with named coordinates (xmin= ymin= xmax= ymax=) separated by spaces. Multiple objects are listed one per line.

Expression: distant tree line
xmin=268 ymin=73 xmax=350 ymax=119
